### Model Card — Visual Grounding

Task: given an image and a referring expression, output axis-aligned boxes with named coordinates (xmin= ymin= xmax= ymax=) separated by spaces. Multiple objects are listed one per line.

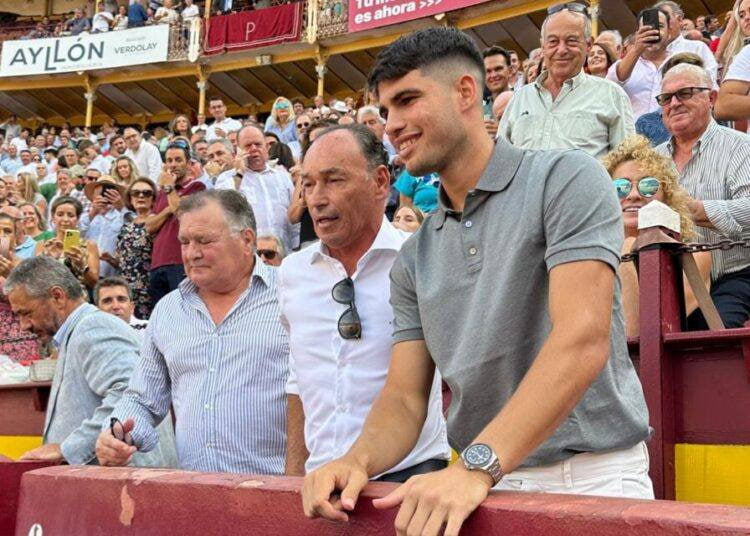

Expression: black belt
xmin=375 ymin=458 xmax=448 ymax=484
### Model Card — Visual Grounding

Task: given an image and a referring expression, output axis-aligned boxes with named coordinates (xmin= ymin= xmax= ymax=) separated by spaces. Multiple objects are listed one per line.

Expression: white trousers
xmin=494 ymin=441 xmax=654 ymax=500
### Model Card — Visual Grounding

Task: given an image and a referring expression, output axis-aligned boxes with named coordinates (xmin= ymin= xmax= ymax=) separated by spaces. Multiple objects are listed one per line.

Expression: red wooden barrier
xmin=634 ymin=240 xmax=750 ymax=500
xmin=0 ymin=457 xmax=58 ymax=536
xmin=15 ymin=466 xmax=750 ymax=535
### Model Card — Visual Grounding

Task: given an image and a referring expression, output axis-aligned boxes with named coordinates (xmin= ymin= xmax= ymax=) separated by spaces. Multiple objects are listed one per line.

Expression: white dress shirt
xmin=667 ymin=35 xmax=718 ymax=84
xmin=279 ymin=217 xmax=450 ymax=474
xmin=607 ymin=57 xmax=666 ymax=120
xmin=205 ymin=117 xmax=243 ymax=142
xmin=125 ymin=140 xmax=162 ymax=183
xmin=238 ymin=163 xmax=298 ymax=252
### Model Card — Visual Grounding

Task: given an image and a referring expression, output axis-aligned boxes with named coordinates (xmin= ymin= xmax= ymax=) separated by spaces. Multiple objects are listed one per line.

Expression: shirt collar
xmin=666 ymin=118 xmax=717 ymax=156
xmin=178 ymin=256 xmax=271 ymax=298
xmin=534 ymin=68 xmax=586 ymax=91
xmin=432 ymin=138 xmax=523 ymax=230
xmin=667 ymin=34 xmax=684 ymax=51
xmin=310 ymin=216 xmax=402 ymax=266
xmin=52 ymin=302 xmax=89 ymax=348
xmin=15 ymin=236 xmax=35 ymax=251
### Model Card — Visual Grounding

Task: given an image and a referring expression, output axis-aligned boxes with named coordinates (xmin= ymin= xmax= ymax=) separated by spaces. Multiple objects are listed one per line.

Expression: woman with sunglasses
xmin=112 ymin=178 xmax=157 ymax=319
xmin=264 ymin=97 xmax=298 ymax=144
xmin=602 ymin=135 xmax=711 ymax=337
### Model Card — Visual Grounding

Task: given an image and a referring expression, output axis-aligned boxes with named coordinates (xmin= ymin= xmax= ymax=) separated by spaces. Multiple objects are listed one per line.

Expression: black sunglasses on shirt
xmin=332 ymin=277 xmax=362 ymax=340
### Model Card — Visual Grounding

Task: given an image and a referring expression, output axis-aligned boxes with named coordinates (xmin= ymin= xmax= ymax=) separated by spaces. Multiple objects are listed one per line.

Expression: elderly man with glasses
xmin=655 ymin=63 xmax=750 ymax=329
xmin=500 ymin=2 xmax=634 ymax=159
xmin=280 ymin=124 xmax=449 ymax=481
xmin=123 ymin=127 xmax=162 ymax=183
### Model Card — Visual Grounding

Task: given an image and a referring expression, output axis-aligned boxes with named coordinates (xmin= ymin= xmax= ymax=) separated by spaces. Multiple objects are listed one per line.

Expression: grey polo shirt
xmin=390 ymin=139 xmax=650 ymax=468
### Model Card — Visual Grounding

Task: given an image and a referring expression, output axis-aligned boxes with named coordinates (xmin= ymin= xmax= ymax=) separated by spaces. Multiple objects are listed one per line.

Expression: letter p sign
xmin=245 ymin=22 xmax=257 ymax=41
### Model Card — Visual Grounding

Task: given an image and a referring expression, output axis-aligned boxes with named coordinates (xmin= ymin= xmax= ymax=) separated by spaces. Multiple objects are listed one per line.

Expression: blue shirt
xmin=264 ymin=117 xmax=298 ymax=144
xmin=79 ymin=207 xmax=125 ymax=278
xmin=635 ymin=110 xmax=671 ymax=147
xmin=112 ymin=258 xmax=290 ymax=474
xmin=14 ymin=236 xmax=36 ymax=260
xmin=1 ymin=157 xmax=21 ymax=176
xmin=127 ymin=2 xmax=148 ymax=24
xmin=394 ymin=171 xmax=440 ymax=213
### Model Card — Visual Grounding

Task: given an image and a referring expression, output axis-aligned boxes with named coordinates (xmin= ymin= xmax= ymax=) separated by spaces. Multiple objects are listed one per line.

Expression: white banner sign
xmin=0 ymin=25 xmax=170 ymax=76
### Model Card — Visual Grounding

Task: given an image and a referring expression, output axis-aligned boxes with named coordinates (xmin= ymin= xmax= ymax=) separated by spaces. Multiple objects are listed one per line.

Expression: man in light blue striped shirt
xmin=656 ymin=63 xmax=750 ymax=328
xmin=96 ymin=189 xmax=289 ymax=474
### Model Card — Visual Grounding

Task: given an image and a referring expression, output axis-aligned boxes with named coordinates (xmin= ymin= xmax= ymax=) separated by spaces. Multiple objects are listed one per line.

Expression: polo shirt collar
xmin=432 ymin=139 xmax=523 ymax=230
xmin=310 ymin=216 xmax=401 ymax=265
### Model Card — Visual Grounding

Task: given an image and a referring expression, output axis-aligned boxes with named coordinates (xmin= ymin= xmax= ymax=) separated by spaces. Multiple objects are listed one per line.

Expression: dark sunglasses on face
xmin=85 ymin=174 xmax=99 ymax=181
xmin=130 ymin=189 xmax=154 ymax=198
xmin=296 ymin=122 xmax=310 ymax=129
xmin=332 ymin=277 xmax=362 ymax=340
xmin=613 ymin=177 xmax=661 ymax=199
xmin=547 ymin=2 xmax=590 ymax=18
xmin=655 ymin=87 xmax=710 ymax=106
xmin=257 ymin=249 xmax=278 ymax=260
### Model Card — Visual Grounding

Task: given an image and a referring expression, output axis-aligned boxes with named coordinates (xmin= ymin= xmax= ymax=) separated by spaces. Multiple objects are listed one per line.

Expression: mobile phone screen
xmin=63 ymin=229 xmax=81 ymax=252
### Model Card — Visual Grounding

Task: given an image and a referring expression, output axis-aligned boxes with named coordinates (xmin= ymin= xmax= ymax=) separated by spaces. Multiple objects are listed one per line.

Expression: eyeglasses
xmin=84 ymin=174 xmax=99 ymax=181
xmin=257 ymin=249 xmax=278 ymax=260
xmin=655 ymin=87 xmax=711 ymax=106
xmin=613 ymin=177 xmax=661 ymax=199
xmin=109 ymin=417 xmax=133 ymax=445
xmin=130 ymin=189 xmax=154 ymax=198
xmin=124 ymin=133 xmax=138 ymax=140
xmin=296 ymin=122 xmax=310 ymax=129
xmin=332 ymin=277 xmax=361 ymax=340
xmin=547 ymin=2 xmax=590 ymax=18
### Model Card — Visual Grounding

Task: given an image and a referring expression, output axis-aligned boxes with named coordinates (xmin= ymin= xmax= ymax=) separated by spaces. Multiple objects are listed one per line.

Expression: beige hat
xmin=84 ymin=175 xmax=127 ymax=202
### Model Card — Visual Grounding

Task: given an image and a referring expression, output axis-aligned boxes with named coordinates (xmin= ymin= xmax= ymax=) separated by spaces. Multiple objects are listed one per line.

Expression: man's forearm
xmin=616 ymin=50 xmax=640 ymax=82
xmin=285 ymin=394 xmax=309 ymax=476
xmin=715 ymin=92 xmax=750 ymax=121
xmin=145 ymin=205 xmax=173 ymax=235
xmin=471 ymin=328 xmax=609 ymax=475
xmin=346 ymin=377 xmax=431 ymax=477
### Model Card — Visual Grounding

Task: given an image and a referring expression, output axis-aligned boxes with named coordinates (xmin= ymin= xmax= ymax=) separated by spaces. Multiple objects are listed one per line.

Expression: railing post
xmin=634 ymin=203 xmax=684 ymax=500
xmin=590 ymin=0 xmax=600 ymax=37
xmin=196 ymin=66 xmax=210 ymax=116
xmin=315 ymin=47 xmax=327 ymax=98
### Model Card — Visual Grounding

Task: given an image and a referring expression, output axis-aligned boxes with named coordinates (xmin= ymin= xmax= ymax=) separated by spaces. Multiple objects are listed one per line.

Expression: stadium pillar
xmin=315 ymin=48 xmax=327 ymax=98
xmin=196 ymin=66 xmax=210 ymax=116
xmin=83 ymin=76 xmax=97 ymax=129
xmin=590 ymin=0 xmax=600 ymax=37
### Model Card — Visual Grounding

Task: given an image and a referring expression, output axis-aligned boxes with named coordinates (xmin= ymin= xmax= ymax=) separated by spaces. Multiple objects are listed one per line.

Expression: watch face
xmin=464 ymin=444 xmax=492 ymax=466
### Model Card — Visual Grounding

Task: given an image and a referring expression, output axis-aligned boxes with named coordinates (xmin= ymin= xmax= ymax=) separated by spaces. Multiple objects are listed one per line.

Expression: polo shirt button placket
xmin=465 ymin=221 xmax=473 ymax=228
xmin=469 ymin=247 xmax=477 ymax=256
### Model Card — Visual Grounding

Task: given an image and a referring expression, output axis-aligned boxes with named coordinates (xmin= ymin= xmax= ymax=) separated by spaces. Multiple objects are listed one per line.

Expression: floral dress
xmin=116 ymin=217 xmax=153 ymax=320
xmin=0 ymin=291 xmax=39 ymax=363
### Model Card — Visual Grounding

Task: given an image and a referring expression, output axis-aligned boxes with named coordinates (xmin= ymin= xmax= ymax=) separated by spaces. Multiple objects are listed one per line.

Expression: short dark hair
xmin=482 ymin=45 xmax=512 ymax=68
xmin=51 ymin=195 xmax=83 ymax=217
xmin=165 ymin=142 xmax=191 ymax=162
xmin=368 ymin=27 xmax=484 ymax=95
xmin=314 ymin=124 xmax=388 ymax=171
xmin=94 ymin=276 xmax=132 ymax=304
xmin=301 ymin=118 xmax=338 ymax=157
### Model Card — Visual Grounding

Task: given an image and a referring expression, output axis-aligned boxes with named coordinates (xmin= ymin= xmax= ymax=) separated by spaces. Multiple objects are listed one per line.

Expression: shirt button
xmin=204 ymin=403 xmax=211 ymax=410
xmin=465 ymin=221 xmax=472 ymax=228
xmin=209 ymin=367 xmax=216 ymax=373
xmin=469 ymin=247 xmax=477 ymax=256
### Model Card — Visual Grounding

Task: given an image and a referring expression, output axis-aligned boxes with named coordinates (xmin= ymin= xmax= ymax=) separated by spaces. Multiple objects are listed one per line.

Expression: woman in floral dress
xmin=112 ymin=178 xmax=157 ymax=320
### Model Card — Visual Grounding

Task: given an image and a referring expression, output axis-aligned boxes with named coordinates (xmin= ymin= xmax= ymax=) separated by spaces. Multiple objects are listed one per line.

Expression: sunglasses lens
xmin=258 ymin=249 xmax=277 ymax=260
xmin=332 ymin=278 xmax=355 ymax=303
xmin=338 ymin=308 xmax=362 ymax=339
xmin=639 ymin=178 xmax=660 ymax=197
xmin=613 ymin=179 xmax=631 ymax=199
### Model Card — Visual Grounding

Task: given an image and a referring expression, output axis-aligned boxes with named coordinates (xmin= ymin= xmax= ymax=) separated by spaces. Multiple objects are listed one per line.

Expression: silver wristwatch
xmin=460 ymin=443 xmax=503 ymax=485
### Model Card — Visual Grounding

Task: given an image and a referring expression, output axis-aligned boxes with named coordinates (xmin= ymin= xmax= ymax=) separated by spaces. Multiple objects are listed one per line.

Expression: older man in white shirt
xmin=280 ymin=124 xmax=448 ymax=480
xmin=236 ymin=125 xmax=297 ymax=252
xmin=655 ymin=1 xmax=718 ymax=82
xmin=123 ymin=127 xmax=162 ymax=182
xmin=500 ymin=6 xmax=634 ymax=159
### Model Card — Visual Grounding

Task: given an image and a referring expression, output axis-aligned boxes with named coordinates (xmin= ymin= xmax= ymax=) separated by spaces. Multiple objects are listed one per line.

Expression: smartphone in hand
xmin=641 ymin=8 xmax=662 ymax=42
xmin=63 ymin=229 xmax=81 ymax=253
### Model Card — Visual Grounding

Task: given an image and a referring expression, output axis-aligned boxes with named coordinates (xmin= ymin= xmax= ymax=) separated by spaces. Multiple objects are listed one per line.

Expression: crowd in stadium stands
xmin=3 ymin=0 xmax=750 ymax=533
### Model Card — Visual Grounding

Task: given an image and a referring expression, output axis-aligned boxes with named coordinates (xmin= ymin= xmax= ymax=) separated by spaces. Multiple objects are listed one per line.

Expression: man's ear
xmin=456 ymin=74 xmax=480 ymax=113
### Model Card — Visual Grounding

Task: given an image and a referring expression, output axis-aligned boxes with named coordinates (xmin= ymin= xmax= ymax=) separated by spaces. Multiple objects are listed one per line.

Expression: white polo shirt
xmin=279 ymin=217 xmax=449 ymax=474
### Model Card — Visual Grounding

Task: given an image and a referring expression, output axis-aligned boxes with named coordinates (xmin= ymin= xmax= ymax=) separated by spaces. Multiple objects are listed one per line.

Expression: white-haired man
xmin=656 ymin=64 xmax=750 ymax=328
xmin=596 ymin=29 xmax=623 ymax=57
xmin=356 ymin=105 xmax=397 ymax=159
xmin=500 ymin=5 xmax=634 ymax=158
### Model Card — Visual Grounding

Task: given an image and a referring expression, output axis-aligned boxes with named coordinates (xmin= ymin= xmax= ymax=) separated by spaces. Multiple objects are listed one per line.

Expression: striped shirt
xmin=111 ymin=258 xmax=290 ymax=474
xmin=656 ymin=120 xmax=750 ymax=280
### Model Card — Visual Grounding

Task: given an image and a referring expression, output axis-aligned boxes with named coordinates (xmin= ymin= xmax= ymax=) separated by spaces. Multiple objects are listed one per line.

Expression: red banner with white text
xmin=348 ymin=0 xmax=487 ymax=32
xmin=204 ymin=2 xmax=303 ymax=55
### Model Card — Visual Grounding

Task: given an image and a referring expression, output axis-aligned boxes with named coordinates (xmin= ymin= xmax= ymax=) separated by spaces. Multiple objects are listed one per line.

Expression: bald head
xmin=492 ymin=91 xmax=514 ymax=121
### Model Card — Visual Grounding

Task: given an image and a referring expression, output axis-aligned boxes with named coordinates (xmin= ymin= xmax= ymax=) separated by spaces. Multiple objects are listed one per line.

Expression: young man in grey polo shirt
xmin=301 ymin=27 xmax=652 ymax=535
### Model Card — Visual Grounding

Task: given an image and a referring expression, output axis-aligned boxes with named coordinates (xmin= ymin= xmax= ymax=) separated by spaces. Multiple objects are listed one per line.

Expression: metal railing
xmin=167 ymin=18 xmax=202 ymax=62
